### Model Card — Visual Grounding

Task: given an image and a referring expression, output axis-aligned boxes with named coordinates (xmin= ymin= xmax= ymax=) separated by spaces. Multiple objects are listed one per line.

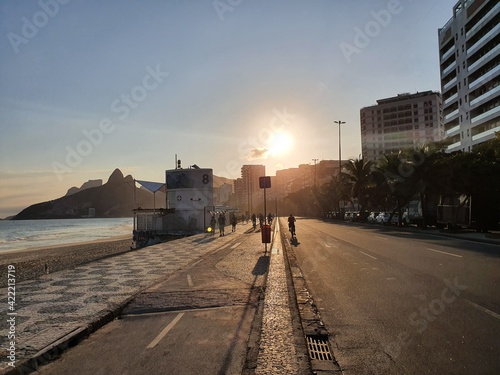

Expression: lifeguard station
xmin=132 ymin=162 xmax=214 ymax=247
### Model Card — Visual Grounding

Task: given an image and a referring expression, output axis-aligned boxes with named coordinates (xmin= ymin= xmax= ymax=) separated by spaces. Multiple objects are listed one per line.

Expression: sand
xmin=0 ymin=236 xmax=134 ymax=287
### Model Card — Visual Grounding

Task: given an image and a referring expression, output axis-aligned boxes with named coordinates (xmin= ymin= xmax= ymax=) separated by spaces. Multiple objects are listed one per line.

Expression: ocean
xmin=0 ymin=218 xmax=133 ymax=253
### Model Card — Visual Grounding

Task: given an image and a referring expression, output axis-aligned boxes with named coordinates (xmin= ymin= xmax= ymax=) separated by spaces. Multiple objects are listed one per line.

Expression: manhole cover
xmin=306 ymin=335 xmax=333 ymax=361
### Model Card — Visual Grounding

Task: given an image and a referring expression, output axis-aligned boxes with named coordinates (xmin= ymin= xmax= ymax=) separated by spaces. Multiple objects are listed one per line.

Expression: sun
xmin=269 ymin=131 xmax=293 ymax=156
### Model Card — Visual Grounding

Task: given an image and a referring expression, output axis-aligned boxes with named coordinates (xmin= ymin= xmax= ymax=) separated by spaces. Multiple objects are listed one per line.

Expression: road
xmin=290 ymin=218 xmax=500 ymax=375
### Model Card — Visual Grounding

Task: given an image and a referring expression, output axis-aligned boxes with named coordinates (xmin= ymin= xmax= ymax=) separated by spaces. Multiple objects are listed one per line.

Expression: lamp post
xmin=312 ymin=158 xmax=318 ymax=187
xmin=334 ymin=120 xmax=346 ymax=175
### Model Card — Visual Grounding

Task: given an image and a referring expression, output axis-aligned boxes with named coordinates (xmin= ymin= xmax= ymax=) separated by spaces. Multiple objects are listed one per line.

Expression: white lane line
xmin=426 ymin=248 xmax=463 ymax=258
xmin=359 ymin=251 xmax=378 ymax=260
xmin=147 ymin=313 xmax=185 ymax=349
xmin=374 ymin=235 xmax=387 ymax=240
xmin=231 ymin=242 xmax=241 ymax=249
xmin=465 ymin=300 xmax=500 ymax=320
xmin=386 ymin=277 xmax=397 ymax=280
xmin=325 ymin=244 xmax=331 ymax=248
xmin=187 ymin=274 xmax=194 ymax=287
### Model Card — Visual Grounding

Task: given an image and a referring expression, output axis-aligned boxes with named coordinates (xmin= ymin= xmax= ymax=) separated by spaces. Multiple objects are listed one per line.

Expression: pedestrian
xmin=218 ymin=213 xmax=226 ymax=236
xmin=210 ymin=215 xmax=216 ymax=236
xmin=231 ymin=213 xmax=237 ymax=232
xmin=288 ymin=213 xmax=296 ymax=237
xmin=258 ymin=213 xmax=264 ymax=228
xmin=267 ymin=213 xmax=273 ymax=224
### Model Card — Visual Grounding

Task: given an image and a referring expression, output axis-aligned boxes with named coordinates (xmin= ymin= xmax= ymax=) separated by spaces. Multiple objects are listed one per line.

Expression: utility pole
xmin=312 ymin=158 xmax=319 ymax=187
xmin=334 ymin=120 xmax=346 ymax=175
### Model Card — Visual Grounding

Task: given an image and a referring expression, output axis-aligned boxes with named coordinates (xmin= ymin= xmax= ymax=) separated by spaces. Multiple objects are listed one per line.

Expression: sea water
xmin=0 ymin=218 xmax=133 ymax=252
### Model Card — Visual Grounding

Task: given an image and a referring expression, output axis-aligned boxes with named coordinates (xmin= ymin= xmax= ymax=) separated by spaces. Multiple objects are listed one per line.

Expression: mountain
xmin=13 ymin=169 xmax=160 ymax=220
xmin=213 ymin=175 xmax=235 ymax=188
xmin=65 ymin=179 xmax=103 ymax=196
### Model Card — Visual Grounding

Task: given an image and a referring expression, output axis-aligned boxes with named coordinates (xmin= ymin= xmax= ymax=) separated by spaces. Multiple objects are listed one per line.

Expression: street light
xmin=312 ymin=158 xmax=318 ymax=186
xmin=334 ymin=120 xmax=346 ymax=175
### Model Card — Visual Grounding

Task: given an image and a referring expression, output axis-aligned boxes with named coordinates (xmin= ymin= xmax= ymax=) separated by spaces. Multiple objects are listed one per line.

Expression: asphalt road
xmin=290 ymin=218 xmax=500 ymax=375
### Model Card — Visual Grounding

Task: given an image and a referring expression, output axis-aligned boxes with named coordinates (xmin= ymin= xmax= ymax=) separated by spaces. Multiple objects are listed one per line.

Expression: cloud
xmin=245 ymin=147 xmax=270 ymax=161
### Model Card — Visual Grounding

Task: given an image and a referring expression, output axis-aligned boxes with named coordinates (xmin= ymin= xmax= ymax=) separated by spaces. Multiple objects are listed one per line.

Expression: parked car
xmin=367 ymin=212 xmax=379 ymax=223
xmin=376 ymin=212 xmax=399 ymax=224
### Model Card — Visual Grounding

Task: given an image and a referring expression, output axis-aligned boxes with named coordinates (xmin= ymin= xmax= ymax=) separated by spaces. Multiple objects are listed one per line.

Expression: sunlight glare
xmin=269 ymin=132 xmax=293 ymax=156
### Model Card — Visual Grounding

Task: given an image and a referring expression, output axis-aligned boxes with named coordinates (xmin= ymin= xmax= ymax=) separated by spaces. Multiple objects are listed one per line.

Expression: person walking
xmin=230 ymin=213 xmax=237 ymax=232
xmin=218 ymin=213 xmax=226 ymax=237
xmin=288 ymin=214 xmax=296 ymax=238
xmin=258 ymin=213 xmax=264 ymax=228
xmin=210 ymin=215 xmax=216 ymax=236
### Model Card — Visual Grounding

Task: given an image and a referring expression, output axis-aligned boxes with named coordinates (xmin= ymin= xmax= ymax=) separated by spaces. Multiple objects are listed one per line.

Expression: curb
xmin=279 ymin=220 xmax=343 ymax=374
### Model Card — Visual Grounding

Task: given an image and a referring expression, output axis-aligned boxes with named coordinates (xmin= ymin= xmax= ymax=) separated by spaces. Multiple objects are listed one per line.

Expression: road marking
xmin=426 ymin=248 xmax=462 ymax=258
xmin=386 ymin=277 xmax=397 ymax=280
xmin=325 ymin=244 xmax=331 ymax=248
xmin=231 ymin=242 xmax=241 ymax=249
xmin=191 ymin=258 xmax=203 ymax=267
xmin=359 ymin=251 xmax=378 ymax=260
xmin=147 ymin=313 xmax=185 ymax=349
xmin=374 ymin=235 xmax=387 ymax=240
xmin=187 ymin=274 xmax=194 ymax=287
xmin=465 ymin=300 xmax=500 ymax=320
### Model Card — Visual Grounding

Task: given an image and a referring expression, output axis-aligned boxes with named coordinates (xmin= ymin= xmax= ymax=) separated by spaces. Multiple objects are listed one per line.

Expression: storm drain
xmin=306 ymin=335 xmax=333 ymax=361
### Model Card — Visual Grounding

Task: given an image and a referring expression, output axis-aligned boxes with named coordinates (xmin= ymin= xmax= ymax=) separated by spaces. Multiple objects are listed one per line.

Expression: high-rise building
xmin=360 ymin=91 xmax=444 ymax=162
xmin=438 ymin=0 xmax=500 ymax=152
xmin=240 ymin=165 xmax=265 ymax=214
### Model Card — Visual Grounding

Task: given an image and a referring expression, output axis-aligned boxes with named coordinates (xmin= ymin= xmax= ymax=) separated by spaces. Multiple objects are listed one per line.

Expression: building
xmin=438 ymin=0 xmax=500 ymax=152
xmin=238 ymin=165 xmax=266 ymax=214
xmin=360 ymin=91 xmax=444 ymax=162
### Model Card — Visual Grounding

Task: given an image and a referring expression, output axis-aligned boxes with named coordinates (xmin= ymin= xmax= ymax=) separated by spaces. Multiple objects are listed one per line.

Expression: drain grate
xmin=306 ymin=335 xmax=333 ymax=361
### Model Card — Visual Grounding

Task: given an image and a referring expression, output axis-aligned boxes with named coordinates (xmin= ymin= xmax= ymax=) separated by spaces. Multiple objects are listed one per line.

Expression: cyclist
xmin=288 ymin=214 xmax=296 ymax=237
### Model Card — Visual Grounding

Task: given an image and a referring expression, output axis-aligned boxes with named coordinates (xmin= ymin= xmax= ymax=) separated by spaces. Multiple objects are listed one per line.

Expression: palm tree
xmin=375 ymin=153 xmax=416 ymax=224
xmin=342 ymin=158 xmax=374 ymax=217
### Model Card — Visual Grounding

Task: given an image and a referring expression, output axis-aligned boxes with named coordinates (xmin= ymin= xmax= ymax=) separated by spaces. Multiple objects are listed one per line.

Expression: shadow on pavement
xmin=252 ymin=256 xmax=269 ymax=275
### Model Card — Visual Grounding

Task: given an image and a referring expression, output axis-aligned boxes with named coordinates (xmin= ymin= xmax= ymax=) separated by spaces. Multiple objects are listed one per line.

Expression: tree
xmin=342 ymin=158 xmax=374 ymax=217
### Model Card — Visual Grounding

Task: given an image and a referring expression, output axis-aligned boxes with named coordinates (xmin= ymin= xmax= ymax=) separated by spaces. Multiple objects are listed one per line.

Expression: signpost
xmin=259 ymin=176 xmax=271 ymax=252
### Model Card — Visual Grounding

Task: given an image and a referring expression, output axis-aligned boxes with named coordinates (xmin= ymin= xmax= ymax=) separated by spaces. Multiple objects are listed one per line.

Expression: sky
xmin=0 ymin=0 xmax=458 ymax=218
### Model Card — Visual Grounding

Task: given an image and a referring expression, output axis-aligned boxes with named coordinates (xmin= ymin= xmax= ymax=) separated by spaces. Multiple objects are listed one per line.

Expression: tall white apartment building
xmin=360 ymin=91 xmax=444 ymax=162
xmin=438 ymin=0 xmax=500 ymax=152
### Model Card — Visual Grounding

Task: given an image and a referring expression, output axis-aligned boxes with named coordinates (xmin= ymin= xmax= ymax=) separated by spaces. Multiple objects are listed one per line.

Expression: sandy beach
xmin=0 ymin=236 xmax=134 ymax=287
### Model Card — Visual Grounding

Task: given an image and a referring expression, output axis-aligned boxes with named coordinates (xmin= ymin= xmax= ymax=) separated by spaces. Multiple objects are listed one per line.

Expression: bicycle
xmin=289 ymin=223 xmax=296 ymax=239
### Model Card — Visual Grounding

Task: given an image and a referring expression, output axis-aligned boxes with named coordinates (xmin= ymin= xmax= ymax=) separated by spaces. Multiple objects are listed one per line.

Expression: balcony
xmin=442 ymin=60 xmax=457 ymax=76
xmin=468 ymin=44 xmax=500 ymax=72
xmin=466 ymin=2 xmax=500 ymax=39
xmin=443 ymin=77 xmax=457 ymax=91
xmin=472 ymin=125 xmax=500 ymax=141
xmin=469 ymin=64 xmax=500 ymax=89
xmin=467 ymin=23 xmax=500 ymax=55
xmin=441 ymin=46 xmax=455 ymax=62
xmin=470 ymin=85 xmax=500 ymax=106
xmin=446 ymin=125 xmax=461 ymax=136
xmin=471 ymin=106 xmax=500 ymax=124
xmin=444 ymin=93 xmax=458 ymax=106
xmin=447 ymin=141 xmax=462 ymax=152
xmin=444 ymin=109 xmax=459 ymax=121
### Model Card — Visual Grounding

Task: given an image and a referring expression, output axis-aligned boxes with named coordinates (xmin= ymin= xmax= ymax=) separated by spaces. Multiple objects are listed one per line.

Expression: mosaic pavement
xmin=0 ymin=233 xmax=237 ymax=367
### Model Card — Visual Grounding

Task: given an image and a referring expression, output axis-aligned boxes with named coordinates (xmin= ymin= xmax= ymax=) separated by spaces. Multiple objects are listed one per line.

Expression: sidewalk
xmin=0 ymin=221 xmax=309 ymax=374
